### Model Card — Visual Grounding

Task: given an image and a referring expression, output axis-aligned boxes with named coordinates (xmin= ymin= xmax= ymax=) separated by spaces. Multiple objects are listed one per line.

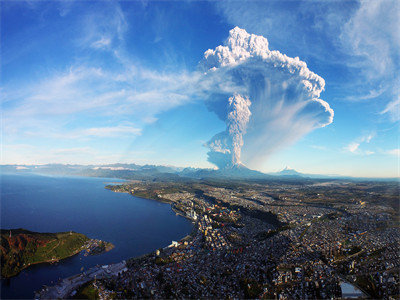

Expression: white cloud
xmin=345 ymin=142 xmax=360 ymax=153
xmin=80 ymin=125 xmax=142 ymax=138
xmin=78 ymin=2 xmax=127 ymax=50
xmin=381 ymin=97 xmax=400 ymax=122
xmin=2 ymin=62 xmax=198 ymax=143
xmin=386 ymin=149 xmax=400 ymax=157
xmin=2 ymin=144 xmax=148 ymax=165
xmin=310 ymin=145 xmax=328 ymax=151
xmin=52 ymin=147 xmax=94 ymax=155
xmin=343 ymin=87 xmax=386 ymax=102
xmin=344 ymin=133 xmax=375 ymax=155
xmin=22 ymin=124 xmax=141 ymax=140
xmin=3 ymin=67 xmax=107 ymax=116
xmin=364 ymin=133 xmax=374 ymax=143
xmin=91 ymin=36 xmax=112 ymax=49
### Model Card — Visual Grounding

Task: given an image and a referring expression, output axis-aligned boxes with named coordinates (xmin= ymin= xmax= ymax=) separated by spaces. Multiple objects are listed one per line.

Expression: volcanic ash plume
xmin=206 ymin=94 xmax=251 ymax=168
xmin=199 ymin=27 xmax=334 ymax=169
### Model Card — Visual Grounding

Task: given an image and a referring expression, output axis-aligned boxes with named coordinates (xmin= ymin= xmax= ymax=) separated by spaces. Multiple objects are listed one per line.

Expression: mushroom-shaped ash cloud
xmin=199 ymin=27 xmax=334 ymax=170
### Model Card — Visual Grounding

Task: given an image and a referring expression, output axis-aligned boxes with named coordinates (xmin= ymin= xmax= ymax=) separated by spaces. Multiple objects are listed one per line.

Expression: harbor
xmin=35 ymin=261 xmax=128 ymax=299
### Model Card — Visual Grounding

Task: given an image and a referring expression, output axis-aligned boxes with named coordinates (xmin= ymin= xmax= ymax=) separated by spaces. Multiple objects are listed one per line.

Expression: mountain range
xmin=0 ymin=163 xmax=397 ymax=182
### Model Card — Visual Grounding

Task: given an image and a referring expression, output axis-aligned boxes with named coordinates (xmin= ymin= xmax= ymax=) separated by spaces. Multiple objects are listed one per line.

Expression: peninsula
xmin=0 ymin=229 xmax=114 ymax=278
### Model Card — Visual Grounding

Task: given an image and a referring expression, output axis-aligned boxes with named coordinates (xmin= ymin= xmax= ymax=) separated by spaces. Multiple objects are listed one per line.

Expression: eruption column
xmin=226 ymin=94 xmax=251 ymax=166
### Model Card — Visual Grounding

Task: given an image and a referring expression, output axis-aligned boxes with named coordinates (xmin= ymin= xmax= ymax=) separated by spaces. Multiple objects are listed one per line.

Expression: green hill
xmin=0 ymin=229 xmax=89 ymax=278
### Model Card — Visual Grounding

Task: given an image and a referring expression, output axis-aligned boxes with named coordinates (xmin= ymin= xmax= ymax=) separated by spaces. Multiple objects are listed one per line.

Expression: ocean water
xmin=0 ymin=173 xmax=192 ymax=299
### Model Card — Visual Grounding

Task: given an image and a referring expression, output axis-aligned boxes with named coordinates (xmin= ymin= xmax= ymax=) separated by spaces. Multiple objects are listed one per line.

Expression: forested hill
xmin=0 ymin=229 xmax=89 ymax=278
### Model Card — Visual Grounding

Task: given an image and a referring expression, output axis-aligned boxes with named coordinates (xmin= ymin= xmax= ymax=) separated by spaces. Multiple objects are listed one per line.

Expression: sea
xmin=0 ymin=173 xmax=193 ymax=299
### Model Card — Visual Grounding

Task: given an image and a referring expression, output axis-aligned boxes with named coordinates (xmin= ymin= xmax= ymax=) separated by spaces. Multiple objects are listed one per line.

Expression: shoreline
xmin=1 ymin=248 xmax=83 ymax=280
xmin=34 ymin=188 xmax=196 ymax=299
xmin=1 ymin=237 xmax=114 ymax=280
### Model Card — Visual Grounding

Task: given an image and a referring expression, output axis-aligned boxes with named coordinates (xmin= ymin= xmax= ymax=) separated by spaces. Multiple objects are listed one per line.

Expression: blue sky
xmin=1 ymin=0 xmax=399 ymax=177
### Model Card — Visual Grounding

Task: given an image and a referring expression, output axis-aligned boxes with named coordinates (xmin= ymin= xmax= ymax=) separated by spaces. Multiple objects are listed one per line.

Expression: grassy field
xmin=0 ymin=229 xmax=89 ymax=278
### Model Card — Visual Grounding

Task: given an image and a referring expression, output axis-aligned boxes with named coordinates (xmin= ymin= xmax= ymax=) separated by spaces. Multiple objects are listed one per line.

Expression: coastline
xmin=2 ymin=248 xmax=83 ymax=280
xmin=34 ymin=188 xmax=196 ymax=299
xmin=1 ymin=174 xmax=194 ymax=299
xmin=107 ymin=187 xmax=198 ymax=225
xmin=1 ymin=235 xmax=114 ymax=279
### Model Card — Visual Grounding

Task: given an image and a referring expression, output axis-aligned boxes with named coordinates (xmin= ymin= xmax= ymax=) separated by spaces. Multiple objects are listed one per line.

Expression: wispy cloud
xmin=342 ymin=87 xmax=386 ymax=102
xmin=341 ymin=0 xmax=399 ymax=79
xmin=344 ymin=133 xmax=375 ymax=155
xmin=2 ymin=61 xmax=197 ymax=144
xmin=380 ymin=97 xmax=400 ymax=122
xmin=310 ymin=145 xmax=328 ymax=151
xmin=52 ymin=147 xmax=94 ymax=155
xmin=345 ymin=142 xmax=360 ymax=153
xmin=3 ymin=144 xmax=100 ymax=165
xmin=20 ymin=124 xmax=142 ymax=140
xmin=77 ymin=2 xmax=127 ymax=50
xmin=340 ymin=0 xmax=399 ymax=115
xmin=91 ymin=37 xmax=112 ymax=49
xmin=386 ymin=149 xmax=400 ymax=157
xmin=2 ymin=143 xmax=158 ymax=165
xmin=80 ymin=125 xmax=142 ymax=138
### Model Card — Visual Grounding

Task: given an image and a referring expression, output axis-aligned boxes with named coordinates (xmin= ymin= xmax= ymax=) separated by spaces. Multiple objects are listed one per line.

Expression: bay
xmin=0 ymin=173 xmax=192 ymax=299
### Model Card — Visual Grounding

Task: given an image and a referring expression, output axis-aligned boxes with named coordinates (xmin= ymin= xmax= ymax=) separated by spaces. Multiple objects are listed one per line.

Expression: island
xmin=0 ymin=228 xmax=114 ymax=278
